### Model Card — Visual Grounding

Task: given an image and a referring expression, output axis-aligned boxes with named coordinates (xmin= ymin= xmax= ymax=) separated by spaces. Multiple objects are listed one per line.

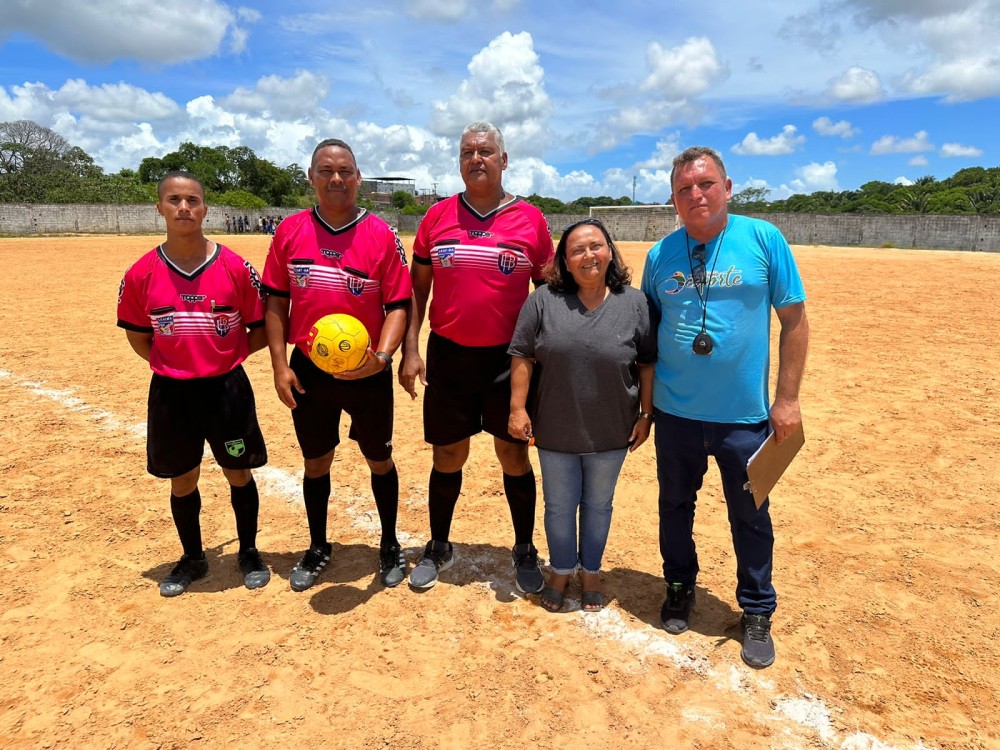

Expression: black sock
xmin=170 ymin=489 xmax=203 ymax=558
xmin=428 ymin=468 xmax=462 ymax=543
xmin=370 ymin=465 xmax=399 ymax=549
xmin=230 ymin=478 xmax=259 ymax=552
xmin=504 ymin=469 xmax=536 ymax=546
xmin=303 ymin=473 xmax=331 ymax=549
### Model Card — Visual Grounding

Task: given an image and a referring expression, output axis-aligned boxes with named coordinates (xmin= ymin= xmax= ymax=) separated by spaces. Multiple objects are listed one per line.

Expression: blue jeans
xmin=653 ymin=410 xmax=776 ymax=615
xmin=537 ymin=447 xmax=628 ymax=574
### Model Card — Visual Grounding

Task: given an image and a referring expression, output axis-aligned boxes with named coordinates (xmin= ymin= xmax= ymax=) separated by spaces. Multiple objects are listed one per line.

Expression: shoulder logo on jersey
xmin=347 ymin=275 xmax=365 ymax=296
xmin=468 ymin=230 xmax=492 ymax=239
xmin=117 ymin=278 xmax=125 ymax=305
xmin=497 ymin=251 xmax=518 ymax=276
xmin=321 ymin=248 xmax=343 ymax=260
xmin=437 ymin=247 xmax=456 ymax=267
xmin=224 ymin=439 xmax=246 ymax=458
xmin=292 ymin=265 xmax=312 ymax=287
xmin=243 ymin=261 xmax=264 ymax=300
xmin=392 ymin=231 xmax=408 ymax=266
xmin=181 ymin=294 xmax=207 ymax=303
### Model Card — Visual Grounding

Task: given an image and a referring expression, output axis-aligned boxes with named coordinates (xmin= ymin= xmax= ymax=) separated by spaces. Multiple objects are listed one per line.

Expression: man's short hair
xmin=312 ymin=138 xmax=357 ymax=167
xmin=460 ymin=121 xmax=504 ymax=154
xmin=157 ymin=170 xmax=205 ymax=199
xmin=670 ymin=146 xmax=727 ymax=188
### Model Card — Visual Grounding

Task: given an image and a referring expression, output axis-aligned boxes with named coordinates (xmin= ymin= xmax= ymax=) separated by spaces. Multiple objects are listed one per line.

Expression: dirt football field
xmin=1 ymin=233 xmax=998 ymax=749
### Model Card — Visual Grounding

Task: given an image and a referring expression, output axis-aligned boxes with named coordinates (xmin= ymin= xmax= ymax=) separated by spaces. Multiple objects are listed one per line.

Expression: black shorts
xmin=147 ymin=365 xmax=267 ymax=478
xmin=423 ymin=331 xmax=525 ymax=446
xmin=289 ymin=347 xmax=394 ymax=462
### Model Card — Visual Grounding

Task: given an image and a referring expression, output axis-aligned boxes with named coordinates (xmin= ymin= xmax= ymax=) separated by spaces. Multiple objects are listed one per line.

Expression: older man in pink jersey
xmin=400 ymin=121 xmax=554 ymax=592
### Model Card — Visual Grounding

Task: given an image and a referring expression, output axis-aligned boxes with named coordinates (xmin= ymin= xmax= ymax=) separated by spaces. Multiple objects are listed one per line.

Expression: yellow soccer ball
xmin=307 ymin=313 xmax=370 ymax=374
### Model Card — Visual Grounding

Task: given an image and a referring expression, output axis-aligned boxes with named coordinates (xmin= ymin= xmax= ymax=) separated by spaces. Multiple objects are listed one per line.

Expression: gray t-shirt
xmin=509 ymin=284 xmax=656 ymax=453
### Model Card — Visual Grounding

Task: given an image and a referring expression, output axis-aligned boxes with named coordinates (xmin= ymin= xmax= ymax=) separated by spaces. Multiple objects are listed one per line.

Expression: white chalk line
xmin=0 ymin=367 xmax=934 ymax=750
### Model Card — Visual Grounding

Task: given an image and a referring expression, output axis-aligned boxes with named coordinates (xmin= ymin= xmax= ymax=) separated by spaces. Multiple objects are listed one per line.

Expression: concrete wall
xmin=3 ymin=202 xmax=999 ymax=251
xmin=589 ymin=205 xmax=679 ymax=243
xmin=0 ymin=203 xmax=431 ymax=236
xmin=740 ymin=211 xmax=1000 ymax=252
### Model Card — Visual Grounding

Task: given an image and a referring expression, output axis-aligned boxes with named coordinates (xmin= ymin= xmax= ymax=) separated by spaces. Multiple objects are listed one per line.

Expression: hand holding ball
xmin=307 ymin=314 xmax=370 ymax=374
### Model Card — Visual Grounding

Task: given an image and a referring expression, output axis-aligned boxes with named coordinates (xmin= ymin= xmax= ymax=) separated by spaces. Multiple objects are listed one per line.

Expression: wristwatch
xmin=374 ymin=351 xmax=393 ymax=370
xmin=638 ymin=411 xmax=654 ymax=421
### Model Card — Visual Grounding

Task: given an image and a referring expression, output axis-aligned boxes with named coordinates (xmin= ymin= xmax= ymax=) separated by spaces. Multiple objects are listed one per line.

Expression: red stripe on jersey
xmin=413 ymin=195 xmax=553 ymax=346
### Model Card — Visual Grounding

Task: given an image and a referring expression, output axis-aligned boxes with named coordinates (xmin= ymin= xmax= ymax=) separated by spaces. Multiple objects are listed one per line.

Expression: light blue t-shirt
xmin=640 ymin=214 xmax=806 ymax=423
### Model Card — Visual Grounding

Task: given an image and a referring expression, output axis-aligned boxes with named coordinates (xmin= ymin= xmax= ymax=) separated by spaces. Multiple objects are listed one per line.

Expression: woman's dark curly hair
xmin=544 ymin=217 xmax=631 ymax=293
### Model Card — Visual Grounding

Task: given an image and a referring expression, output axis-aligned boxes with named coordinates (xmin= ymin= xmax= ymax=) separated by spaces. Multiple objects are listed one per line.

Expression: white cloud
xmin=871 ymin=130 xmax=934 ymax=154
xmin=55 ymin=80 xmax=180 ymax=122
xmin=908 ymin=155 xmax=929 ymax=166
xmin=813 ymin=116 xmax=859 ymax=138
xmin=0 ymin=0 xmax=235 ymax=64
xmin=781 ymin=161 xmax=840 ymax=195
xmin=940 ymin=142 xmax=983 ymax=157
xmin=640 ymin=37 xmax=728 ymax=97
xmin=222 ymin=71 xmax=329 ymax=119
xmin=237 ymin=7 xmax=262 ymax=23
xmin=900 ymin=56 xmax=1000 ymax=101
xmin=429 ymin=32 xmax=550 ymax=155
xmin=634 ymin=134 xmax=682 ymax=170
xmin=894 ymin=176 xmax=915 ymax=185
xmin=405 ymin=0 xmax=467 ymax=21
xmin=826 ymin=67 xmax=885 ymax=103
xmin=594 ymin=37 xmax=725 ymax=152
xmin=732 ymin=125 xmax=805 ymax=156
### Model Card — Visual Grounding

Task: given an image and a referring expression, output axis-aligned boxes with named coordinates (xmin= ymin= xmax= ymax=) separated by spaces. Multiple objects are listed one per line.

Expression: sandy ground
xmin=0 ymin=233 xmax=998 ymax=750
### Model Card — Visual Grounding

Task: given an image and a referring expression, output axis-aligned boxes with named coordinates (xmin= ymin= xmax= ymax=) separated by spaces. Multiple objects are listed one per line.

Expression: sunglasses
xmin=691 ymin=243 xmax=707 ymax=287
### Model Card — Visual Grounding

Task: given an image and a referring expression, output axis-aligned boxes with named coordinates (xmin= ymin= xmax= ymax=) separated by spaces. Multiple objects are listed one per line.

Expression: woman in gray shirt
xmin=508 ymin=218 xmax=656 ymax=612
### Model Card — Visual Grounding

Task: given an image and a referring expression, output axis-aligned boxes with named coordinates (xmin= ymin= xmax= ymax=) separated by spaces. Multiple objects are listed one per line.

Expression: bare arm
xmin=247 ymin=326 xmax=267 ymax=355
xmin=125 ymin=330 xmax=153 ymax=362
xmin=507 ymin=355 xmax=534 ymax=441
xmin=264 ymin=294 xmax=303 ymax=410
xmin=770 ymin=301 xmax=809 ymax=444
xmin=628 ymin=362 xmax=655 ymax=452
xmin=335 ymin=304 xmax=409 ymax=380
xmin=399 ymin=263 xmax=433 ymax=398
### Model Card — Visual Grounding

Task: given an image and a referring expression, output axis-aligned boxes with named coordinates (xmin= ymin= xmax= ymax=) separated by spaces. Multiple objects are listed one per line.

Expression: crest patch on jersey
xmin=293 ymin=266 xmax=312 ymax=287
xmin=347 ymin=275 xmax=365 ymax=296
xmin=497 ymin=251 xmax=518 ymax=276
xmin=437 ymin=247 xmax=456 ymax=268
xmin=154 ymin=315 xmax=175 ymax=336
xmin=215 ymin=315 xmax=231 ymax=337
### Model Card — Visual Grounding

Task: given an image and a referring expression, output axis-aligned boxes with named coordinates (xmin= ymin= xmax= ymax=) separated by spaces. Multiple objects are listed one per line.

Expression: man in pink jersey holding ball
xmin=400 ymin=121 xmax=554 ymax=592
xmin=263 ymin=139 xmax=412 ymax=591
xmin=117 ymin=171 xmax=270 ymax=597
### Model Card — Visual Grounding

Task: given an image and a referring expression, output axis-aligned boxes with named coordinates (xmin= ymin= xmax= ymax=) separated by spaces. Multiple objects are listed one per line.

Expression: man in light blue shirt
xmin=641 ymin=146 xmax=809 ymax=669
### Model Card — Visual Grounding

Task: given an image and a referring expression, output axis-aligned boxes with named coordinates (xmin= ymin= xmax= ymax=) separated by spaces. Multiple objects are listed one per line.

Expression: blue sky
xmin=2 ymin=0 xmax=997 ymax=202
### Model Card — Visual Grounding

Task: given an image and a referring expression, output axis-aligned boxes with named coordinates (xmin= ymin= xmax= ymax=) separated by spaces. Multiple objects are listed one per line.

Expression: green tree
xmin=391 ymin=190 xmax=416 ymax=209
xmin=729 ymin=185 xmax=770 ymax=213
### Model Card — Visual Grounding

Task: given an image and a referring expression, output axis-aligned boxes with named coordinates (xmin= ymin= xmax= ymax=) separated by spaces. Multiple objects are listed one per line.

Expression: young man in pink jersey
xmin=117 ymin=171 xmax=270 ymax=597
xmin=263 ymin=139 xmax=412 ymax=591
xmin=399 ymin=121 xmax=554 ymax=592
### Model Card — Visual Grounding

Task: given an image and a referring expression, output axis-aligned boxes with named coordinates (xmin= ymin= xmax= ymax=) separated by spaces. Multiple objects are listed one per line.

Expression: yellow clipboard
xmin=743 ymin=422 xmax=805 ymax=508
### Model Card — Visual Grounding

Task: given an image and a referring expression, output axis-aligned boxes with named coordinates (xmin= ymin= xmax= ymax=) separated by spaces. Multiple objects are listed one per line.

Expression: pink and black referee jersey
xmin=412 ymin=194 xmax=553 ymax=347
xmin=117 ymin=244 xmax=266 ymax=379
